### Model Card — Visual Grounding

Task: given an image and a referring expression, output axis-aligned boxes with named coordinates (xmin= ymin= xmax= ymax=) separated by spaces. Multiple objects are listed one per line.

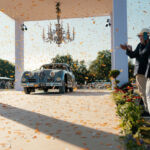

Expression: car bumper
xmin=21 ymin=82 xmax=62 ymax=87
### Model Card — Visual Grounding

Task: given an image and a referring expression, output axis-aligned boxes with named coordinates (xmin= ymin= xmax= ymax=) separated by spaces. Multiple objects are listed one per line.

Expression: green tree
xmin=0 ymin=59 xmax=15 ymax=78
xmin=89 ymin=50 xmax=111 ymax=81
xmin=51 ymin=54 xmax=74 ymax=66
xmin=75 ymin=60 xmax=88 ymax=84
xmin=51 ymin=54 xmax=88 ymax=84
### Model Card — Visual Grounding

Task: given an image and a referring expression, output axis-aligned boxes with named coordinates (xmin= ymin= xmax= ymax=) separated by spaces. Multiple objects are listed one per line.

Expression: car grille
xmin=47 ymin=78 xmax=55 ymax=82
xmin=28 ymin=78 xmax=36 ymax=83
xmin=39 ymin=72 xmax=45 ymax=82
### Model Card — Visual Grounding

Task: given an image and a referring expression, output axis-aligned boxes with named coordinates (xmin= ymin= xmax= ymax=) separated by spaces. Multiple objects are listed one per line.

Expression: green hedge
xmin=112 ymin=86 xmax=148 ymax=150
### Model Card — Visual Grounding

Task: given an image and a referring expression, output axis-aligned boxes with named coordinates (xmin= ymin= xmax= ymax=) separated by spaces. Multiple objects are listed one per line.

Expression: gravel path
xmin=0 ymin=89 xmax=124 ymax=150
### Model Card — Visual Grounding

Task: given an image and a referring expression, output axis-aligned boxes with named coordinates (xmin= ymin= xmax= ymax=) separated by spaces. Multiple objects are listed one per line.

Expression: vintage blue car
xmin=21 ymin=63 xmax=76 ymax=94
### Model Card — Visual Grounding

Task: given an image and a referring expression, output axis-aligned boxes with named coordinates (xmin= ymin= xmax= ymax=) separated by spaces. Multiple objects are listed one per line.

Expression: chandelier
xmin=42 ymin=2 xmax=75 ymax=46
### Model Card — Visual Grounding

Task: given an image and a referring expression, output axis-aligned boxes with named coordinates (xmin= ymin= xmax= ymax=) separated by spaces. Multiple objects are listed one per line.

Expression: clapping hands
xmin=120 ymin=44 xmax=132 ymax=51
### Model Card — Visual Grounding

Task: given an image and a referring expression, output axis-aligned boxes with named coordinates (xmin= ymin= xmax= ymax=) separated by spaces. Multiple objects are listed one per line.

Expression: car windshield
xmin=40 ymin=64 xmax=68 ymax=70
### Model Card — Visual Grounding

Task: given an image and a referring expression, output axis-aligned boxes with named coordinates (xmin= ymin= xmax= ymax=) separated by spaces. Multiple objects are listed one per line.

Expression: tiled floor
xmin=0 ymin=89 xmax=124 ymax=150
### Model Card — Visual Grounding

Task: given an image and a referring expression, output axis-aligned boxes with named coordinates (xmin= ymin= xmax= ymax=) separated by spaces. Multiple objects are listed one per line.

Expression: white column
xmin=111 ymin=0 xmax=128 ymax=86
xmin=15 ymin=20 xmax=24 ymax=91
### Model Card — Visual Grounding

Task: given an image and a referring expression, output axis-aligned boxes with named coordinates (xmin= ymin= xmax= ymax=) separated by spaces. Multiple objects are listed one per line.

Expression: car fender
xmin=61 ymin=70 xmax=67 ymax=81
xmin=52 ymin=70 xmax=65 ymax=81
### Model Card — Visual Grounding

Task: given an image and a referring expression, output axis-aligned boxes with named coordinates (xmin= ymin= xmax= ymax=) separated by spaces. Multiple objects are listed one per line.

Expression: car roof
xmin=41 ymin=63 xmax=70 ymax=68
xmin=0 ymin=77 xmax=14 ymax=80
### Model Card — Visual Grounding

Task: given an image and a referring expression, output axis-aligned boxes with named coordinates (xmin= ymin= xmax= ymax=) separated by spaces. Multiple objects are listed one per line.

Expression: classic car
xmin=0 ymin=77 xmax=14 ymax=89
xmin=21 ymin=63 xmax=76 ymax=94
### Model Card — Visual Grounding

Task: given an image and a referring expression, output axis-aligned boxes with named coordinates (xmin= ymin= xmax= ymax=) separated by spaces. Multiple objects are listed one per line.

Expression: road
xmin=0 ymin=89 xmax=124 ymax=150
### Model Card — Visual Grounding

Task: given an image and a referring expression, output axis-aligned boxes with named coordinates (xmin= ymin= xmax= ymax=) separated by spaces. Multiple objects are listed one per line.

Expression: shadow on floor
xmin=0 ymin=102 xmax=122 ymax=150
xmin=32 ymin=89 xmax=111 ymax=97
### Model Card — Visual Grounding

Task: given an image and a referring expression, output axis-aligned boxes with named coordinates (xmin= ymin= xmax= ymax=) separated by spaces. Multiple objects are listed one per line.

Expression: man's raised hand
xmin=120 ymin=44 xmax=128 ymax=50
xmin=127 ymin=45 xmax=132 ymax=51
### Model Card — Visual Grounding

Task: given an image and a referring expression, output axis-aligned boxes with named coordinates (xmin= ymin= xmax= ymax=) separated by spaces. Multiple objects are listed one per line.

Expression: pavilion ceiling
xmin=0 ymin=0 xmax=112 ymax=21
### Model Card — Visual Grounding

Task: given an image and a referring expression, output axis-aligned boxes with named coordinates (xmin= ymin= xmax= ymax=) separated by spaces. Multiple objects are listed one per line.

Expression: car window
xmin=40 ymin=64 xmax=68 ymax=70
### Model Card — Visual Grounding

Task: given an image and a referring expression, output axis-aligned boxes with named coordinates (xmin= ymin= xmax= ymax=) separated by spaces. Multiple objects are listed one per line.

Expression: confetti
xmin=116 ymin=28 xmax=119 ymax=32
xmin=31 ymin=135 xmax=36 ymax=139
xmin=75 ymin=131 xmax=82 ymax=135
xmin=143 ymin=10 xmax=147 ymax=13
xmin=34 ymin=128 xmax=40 ymax=133
xmin=101 ymin=64 xmax=106 ymax=67
xmin=46 ymin=135 xmax=51 ymax=139
xmin=82 ymin=142 xmax=87 ymax=146
xmin=0 ymin=9 xmax=5 ymax=12
xmin=120 ymin=69 xmax=123 ymax=72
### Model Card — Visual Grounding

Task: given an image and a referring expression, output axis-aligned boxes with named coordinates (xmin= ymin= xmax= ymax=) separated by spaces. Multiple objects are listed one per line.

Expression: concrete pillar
xmin=111 ymin=0 xmax=128 ymax=86
xmin=15 ymin=20 xmax=24 ymax=91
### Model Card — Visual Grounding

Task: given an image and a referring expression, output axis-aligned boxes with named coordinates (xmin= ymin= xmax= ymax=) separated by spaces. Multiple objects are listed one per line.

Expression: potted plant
xmin=109 ymin=70 xmax=120 ymax=88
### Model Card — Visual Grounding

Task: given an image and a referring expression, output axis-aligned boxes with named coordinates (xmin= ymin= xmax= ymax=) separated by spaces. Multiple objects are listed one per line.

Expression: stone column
xmin=111 ymin=0 xmax=128 ymax=86
xmin=15 ymin=20 xmax=24 ymax=91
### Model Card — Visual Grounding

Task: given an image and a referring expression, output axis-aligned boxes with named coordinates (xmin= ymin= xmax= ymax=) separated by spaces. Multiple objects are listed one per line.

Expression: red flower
xmin=126 ymin=99 xmax=132 ymax=102
xmin=133 ymin=96 xmax=141 ymax=99
xmin=126 ymin=86 xmax=133 ymax=90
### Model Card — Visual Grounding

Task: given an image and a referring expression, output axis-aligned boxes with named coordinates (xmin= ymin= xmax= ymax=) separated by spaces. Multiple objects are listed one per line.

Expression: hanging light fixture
xmin=21 ymin=24 xmax=27 ymax=31
xmin=43 ymin=2 xmax=75 ymax=47
xmin=105 ymin=19 xmax=111 ymax=27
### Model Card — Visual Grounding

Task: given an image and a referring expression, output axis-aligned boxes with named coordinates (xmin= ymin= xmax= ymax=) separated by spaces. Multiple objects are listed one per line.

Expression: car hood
xmin=23 ymin=69 xmax=64 ymax=78
xmin=33 ymin=69 xmax=63 ymax=74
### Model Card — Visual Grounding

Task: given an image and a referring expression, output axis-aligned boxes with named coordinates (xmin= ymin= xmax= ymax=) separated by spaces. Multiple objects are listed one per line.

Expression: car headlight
xmin=56 ymin=77 xmax=61 ymax=82
xmin=22 ymin=77 xmax=26 ymax=82
xmin=25 ymin=73 xmax=30 ymax=76
xmin=25 ymin=72 xmax=32 ymax=77
xmin=50 ymin=72 xmax=55 ymax=77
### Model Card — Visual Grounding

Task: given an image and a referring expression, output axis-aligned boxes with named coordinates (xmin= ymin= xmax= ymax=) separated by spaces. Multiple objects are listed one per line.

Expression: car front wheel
xmin=24 ymin=87 xmax=31 ymax=94
xmin=69 ymin=87 xmax=73 ymax=92
xmin=59 ymin=83 xmax=65 ymax=94
xmin=44 ymin=88 xmax=48 ymax=93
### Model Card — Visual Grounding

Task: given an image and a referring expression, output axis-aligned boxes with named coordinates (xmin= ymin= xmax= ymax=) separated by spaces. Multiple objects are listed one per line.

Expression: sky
xmin=0 ymin=0 xmax=150 ymax=71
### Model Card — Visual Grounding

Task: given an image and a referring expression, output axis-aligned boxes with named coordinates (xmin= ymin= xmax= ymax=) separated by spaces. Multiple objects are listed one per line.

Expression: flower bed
xmin=112 ymin=83 xmax=150 ymax=150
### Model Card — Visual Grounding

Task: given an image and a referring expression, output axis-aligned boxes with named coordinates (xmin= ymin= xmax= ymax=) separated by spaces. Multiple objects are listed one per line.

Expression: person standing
xmin=137 ymin=30 xmax=150 ymax=115
xmin=120 ymin=28 xmax=150 ymax=115
xmin=145 ymin=54 xmax=150 ymax=115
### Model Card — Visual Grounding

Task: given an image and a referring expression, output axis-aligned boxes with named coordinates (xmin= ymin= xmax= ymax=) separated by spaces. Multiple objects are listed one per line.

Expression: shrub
xmin=109 ymin=70 xmax=120 ymax=88
xmin=112 ymin=87 xmax=147 ymax=149
xmin=109 ymin=70 xmax=120 ymax=79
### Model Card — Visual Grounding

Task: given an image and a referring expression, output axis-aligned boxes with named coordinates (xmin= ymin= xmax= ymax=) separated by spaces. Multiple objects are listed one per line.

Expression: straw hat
xmin=137 ymin=28 xmax=150 ymax=36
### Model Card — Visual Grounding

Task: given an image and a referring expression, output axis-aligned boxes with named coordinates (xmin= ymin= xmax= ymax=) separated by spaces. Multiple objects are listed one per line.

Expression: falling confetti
xmin=143 ymin=10 xmax=147 ymax=13
xmin=120 ymin=69 xmax=123 ymax=72
xmin=101 ymin=64 xmax=106 ymax=67
xmin=0 ymin=9 xmax=5 ymax=12
xmin=110 ymin=49 xmax=113 ymax=52
xmin=75 ymin=130 xmax=82 ymax=135
xmin=32 ymin=136 xmax=37 ymax=139
xmin=46 ymin=135 xmax=51 ymax=139
xmin=34 ymin=128 xmax=40 ymax=133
